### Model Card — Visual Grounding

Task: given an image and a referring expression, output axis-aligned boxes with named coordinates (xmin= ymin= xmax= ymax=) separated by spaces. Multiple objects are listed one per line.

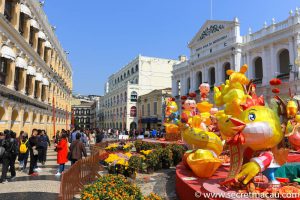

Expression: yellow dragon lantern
xmin=214 ymin=64 xmax=250 ymax=117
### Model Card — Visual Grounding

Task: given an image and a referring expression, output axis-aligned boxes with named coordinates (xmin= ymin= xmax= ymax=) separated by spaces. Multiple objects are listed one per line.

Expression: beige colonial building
xmin=0 ymin=0 xmax=73 ymax=138
xmin=138 ymin=88 xmax=172 ymax=130
xmin=101 ymin=55 xmax=180 ymax=131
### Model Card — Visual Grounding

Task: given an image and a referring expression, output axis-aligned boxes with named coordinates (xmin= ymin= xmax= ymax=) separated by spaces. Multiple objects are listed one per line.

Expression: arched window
xmin=130 ymin=106 xmax=137 ymax=117
xmin=135 ymin=64 xmax=139 ymax=72
xmin=117 ymin=77 xmax=119 ymax=82
xmin=127 ymin=70 xmax=130 ymax=76
xmin=130 ymin=91 xmax=138 ymax=102
xmin=113 ymin=96 xmax=116 ymax=105
xmin=187 ymin=77 xmax=191 ymax=93
xmin=254 ymin=57 xmax=263 ymax=83
xmin=120 ymin=93 xmax=123 ymax=103
xmin=209 ymin=67 xmax=215 ymax=86
xmin=117 ymin=95 xmax=119 ymax=104
xmin=197 ymin=71 xmax=202 ymax=86
xmin=116 ymin=108 xmax=119 ymax=119
xmin=278 ymin=49 xmax=290 ymax=76
xmin=135 ymin=78 xmax=138 ymax=84
xmin=223 ymin=62 xmax=230 ymax=81
xmin=121 ymin=75 xmax=123 ymax=80
xmin=124 ymin=106 xmax=127 ymax=115
xmin=131 ymin=67 xmax=134 ymax=74
xmin=81 ymin=109 xmax=84 ymax=115
xmin=124 ymin=92 xmax=127 ymax=102
xmin=124 ymin=72 xmax=126 ymax=78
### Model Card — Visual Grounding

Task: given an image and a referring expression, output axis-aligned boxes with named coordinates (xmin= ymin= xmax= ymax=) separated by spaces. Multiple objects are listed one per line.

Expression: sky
xmin=43 ymin=0 xmax=300 ymax=95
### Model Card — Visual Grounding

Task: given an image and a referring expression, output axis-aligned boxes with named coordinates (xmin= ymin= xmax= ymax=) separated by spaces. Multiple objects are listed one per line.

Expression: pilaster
xmin=5 ymin=61 xmax=16 ymax=90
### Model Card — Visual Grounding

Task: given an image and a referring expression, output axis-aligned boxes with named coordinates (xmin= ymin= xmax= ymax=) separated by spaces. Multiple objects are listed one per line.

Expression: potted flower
xmin=161 ymin=147 xmax=173 ymax=169
xmin=145 ymin=151 xmax=159 ymax=174
xmin=168 ymin=144 xmax=185 ymax=166
xmin=128 ymin=155 xmax=143 ymax=179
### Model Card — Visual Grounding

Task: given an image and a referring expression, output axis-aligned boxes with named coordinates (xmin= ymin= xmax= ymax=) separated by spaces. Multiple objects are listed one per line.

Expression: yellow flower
xmin=140 ymin=150 xmax=152 ymax=155
xmin=104 ymin=153 xmax=120 ymax=163
xmin=125 ymin=152 xmax=132 ymax=158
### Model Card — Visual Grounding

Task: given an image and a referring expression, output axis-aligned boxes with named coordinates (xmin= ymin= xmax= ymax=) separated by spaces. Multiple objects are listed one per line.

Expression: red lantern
xmin=181 ymin=96 xmax=187 ymax=100
xmin=270 ymin=78 xmax=282 ymax=86
xmin=272 ymin=88 xmax=280 ymax=94
xmin=189 ymin=92 xmax=197 ymax=98
xmin=171 ymin=97 xmax=175 ymax=101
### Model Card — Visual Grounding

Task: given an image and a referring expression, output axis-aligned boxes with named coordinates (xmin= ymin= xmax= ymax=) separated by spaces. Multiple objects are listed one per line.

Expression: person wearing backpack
xmin=0 ymin=130 xmax=18 ymax=183
xmin=18 ymin=132 xmax=29 ymax=171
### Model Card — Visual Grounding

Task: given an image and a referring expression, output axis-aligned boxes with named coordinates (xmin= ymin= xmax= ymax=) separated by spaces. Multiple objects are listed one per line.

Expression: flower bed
xmin=81 ymin=174 xmax=163 ymax=200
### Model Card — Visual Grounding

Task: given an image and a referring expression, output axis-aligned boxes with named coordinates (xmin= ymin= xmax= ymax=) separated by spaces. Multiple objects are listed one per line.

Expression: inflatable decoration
xmin=164 ymin=97 xmax=181 ymax=141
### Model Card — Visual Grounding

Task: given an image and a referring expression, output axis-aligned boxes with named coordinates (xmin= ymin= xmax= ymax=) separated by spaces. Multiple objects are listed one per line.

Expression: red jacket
xmin=57 ymin=138 xmax=68 ymax=164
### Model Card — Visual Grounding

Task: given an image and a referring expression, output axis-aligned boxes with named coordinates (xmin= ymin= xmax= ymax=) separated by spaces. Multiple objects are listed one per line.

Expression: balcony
xmin=276 ymin=73 xmax=290 ymax=81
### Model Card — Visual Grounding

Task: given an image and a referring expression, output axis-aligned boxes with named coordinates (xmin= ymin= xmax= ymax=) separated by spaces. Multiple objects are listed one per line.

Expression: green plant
xmin=168 ymin=144 xmax=185 ymax=165
xmin=145 ymin=149 xmax=160 ymax=169
xmin=134 ymin=140 xmax=143 ymax=152
xmin=81 ymin=174 xmax=143 ymax=200
xmin=161 ymin=147 xmax=173 ymax=168
xmin=128 ymin=155 xmax=143 ymax=172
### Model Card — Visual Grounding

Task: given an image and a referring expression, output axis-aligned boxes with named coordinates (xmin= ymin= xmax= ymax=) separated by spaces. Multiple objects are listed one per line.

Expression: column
xmin=6 ymin=104 xmax=13 ymax=130
xmin=262 ymin=47 xmax=268 ymax=85
xmin=19 ymin=108 xmax=24 ymax=130
xmin=40 ymin=40 xmax=45 ymax=60
xmin=289 ymin=37 xmax=295 ymax=80
xmin=36 ymin=81 xmax=42 ymax=101
xmin=28 ymin=76 xmax=35 ymax=98
xmin=11 ymin=1 xmax=20 ymax=30
xmin=270 ymin=43 xmax=276 ymax=78
xmin=23 ymin=17 xmax=31 ymax=43
xmin=216 ymin=59 xmax=222 ymax=84
xmin=5 ymin=61 xmax=16 ymax=90
xmin=18 ymin=68 xmax=26 ymax=94
xmin=43 ymin=86 xmax=49 ymax=103
xmin=32 ymin=30 xmax=39 ymax=52
xmin=46 ymin=48 xmax=51 ymax=66
xmin=0 ymin=0 xmax=4 ymax=14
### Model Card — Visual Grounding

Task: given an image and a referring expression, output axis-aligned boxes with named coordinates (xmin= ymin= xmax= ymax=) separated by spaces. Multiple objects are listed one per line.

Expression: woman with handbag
xmin=28 ymin=129 xmax=39 ymax=176
xmin=55 ymin=133 xmax=68 ymax=176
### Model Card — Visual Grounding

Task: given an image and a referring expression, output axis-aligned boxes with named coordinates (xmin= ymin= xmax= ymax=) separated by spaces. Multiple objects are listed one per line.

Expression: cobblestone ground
xmin=135 ymin=167 xmax=178 ymax=200
xmin=0 ymin=146 xmax=69 ymax=200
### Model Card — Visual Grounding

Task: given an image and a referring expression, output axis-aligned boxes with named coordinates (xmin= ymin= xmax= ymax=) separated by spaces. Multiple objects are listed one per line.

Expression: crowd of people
xmin=0 ymin=127 xmax=106 ymax=183
xmin=0 ymin=126 xmax=164 ymax=183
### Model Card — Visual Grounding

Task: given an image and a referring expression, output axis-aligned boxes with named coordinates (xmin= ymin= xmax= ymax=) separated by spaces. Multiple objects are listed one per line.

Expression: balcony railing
xmin=276 ymin=73 xmax=290 ymax=81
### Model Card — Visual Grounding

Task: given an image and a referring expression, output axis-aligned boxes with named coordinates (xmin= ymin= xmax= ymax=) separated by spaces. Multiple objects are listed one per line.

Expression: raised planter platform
xmin=142 ymin=138 xmax=185 ymax=147
xmin=175 ymin=153 xmax=300 ymax=200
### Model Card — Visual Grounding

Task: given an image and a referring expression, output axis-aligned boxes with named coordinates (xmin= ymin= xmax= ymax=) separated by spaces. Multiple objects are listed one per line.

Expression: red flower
xmin=269 ymin=78 xmax=282 ymax=86
xmin=272 ymin=88 xmax=280 ymax=94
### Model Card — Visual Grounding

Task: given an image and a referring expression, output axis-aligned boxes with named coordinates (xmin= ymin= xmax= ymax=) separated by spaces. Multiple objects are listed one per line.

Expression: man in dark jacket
xmin=0 ymin=130 xmax=18 ymax=183
xmin=69 ymin=133 xmax=87 ymax=165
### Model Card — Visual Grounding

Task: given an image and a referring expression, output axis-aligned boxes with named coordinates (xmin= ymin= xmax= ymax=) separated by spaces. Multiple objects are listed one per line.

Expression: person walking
xmin=29 ymin=129 xmax=39 ymax=176
xmin=55 ymin=133 xmax=68 ymax=176
xmin=0 ymin=130 xmax=18 ymax=183
xmin=18 ymin=132 xmax=29 ymax=171
xmin=69 ymin=133 xmax=87 ymax=165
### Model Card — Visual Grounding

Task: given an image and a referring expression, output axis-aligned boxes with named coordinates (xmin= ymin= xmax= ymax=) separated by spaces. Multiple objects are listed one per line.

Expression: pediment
xmin=188 ymin=20 xmax=235 ymax=48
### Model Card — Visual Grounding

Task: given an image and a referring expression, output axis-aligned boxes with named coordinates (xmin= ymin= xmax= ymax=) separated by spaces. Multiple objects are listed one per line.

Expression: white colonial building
xmin=172 ymin=8 xmax=300 ymax=104
xmin=101 ymin=55 xmax=180 ymax=130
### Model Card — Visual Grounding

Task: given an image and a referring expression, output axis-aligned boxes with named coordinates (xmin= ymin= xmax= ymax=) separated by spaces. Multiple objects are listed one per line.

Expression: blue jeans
xmin=58 ymin=164 xmax=65 ymax=173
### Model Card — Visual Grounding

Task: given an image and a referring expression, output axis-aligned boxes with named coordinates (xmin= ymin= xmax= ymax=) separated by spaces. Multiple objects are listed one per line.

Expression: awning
xmin=15 ymin=57 xmax=28 ymax=69
xmin=35 ymin=73 xmax=43 ymax=81
xmin=38 ymin=31 xmax=46 ymax=40
xmin=20 ymin=4 xmax=32 ymax=18
xmin=45 ymin=41 xmax=52 ymax=48
xmin=42 ymin=77 xmax=49 ymax=86
xmin=27 ymin=66 xmax=36 ymax=76
xmin=0 ymin=46 xmax=16 ymax=60
xmin=30 ymin=19 xmax=39 ymax=29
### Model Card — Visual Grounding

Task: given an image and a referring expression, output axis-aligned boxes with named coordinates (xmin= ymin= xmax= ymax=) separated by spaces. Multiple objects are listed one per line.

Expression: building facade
xmin=71 ymin=95 xmax=102 ymax=129
xmin=172 ymin=9 xmax=300 ymax=105
xmin=0 ymin=0 xmax=73 ymax=138
xmin=101 ymin=55 xmax=180 ymax=131
xmin=138 ymin=88 xmax=172 ymax=130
